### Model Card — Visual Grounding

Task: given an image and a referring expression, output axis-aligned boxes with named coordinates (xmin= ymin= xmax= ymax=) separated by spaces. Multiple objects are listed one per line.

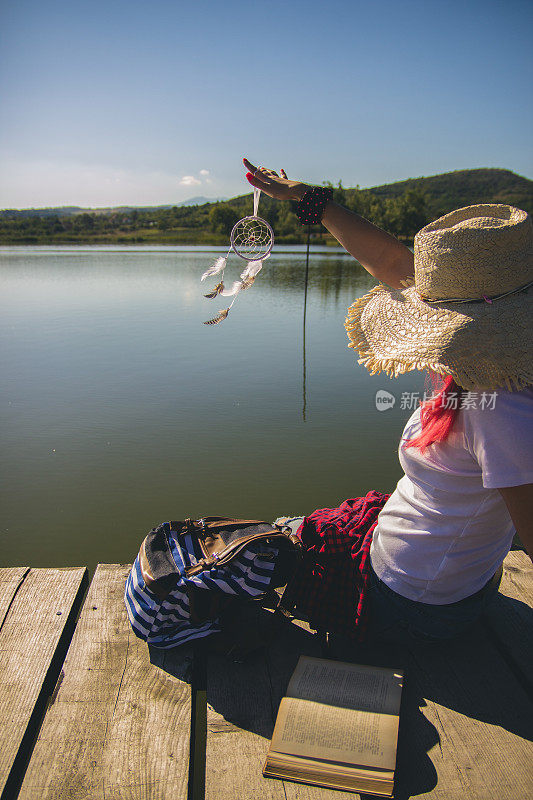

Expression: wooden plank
xmin=205 ymin=611 xmax=357 ymax=799
xmin=0 ymin=567 xmax=29 ymax=628
xmin=205 ymin=618 xmax=292 ymax=800
xmin=268 ymin=620 xmax=368 ymax=800
xmin=500 ymin=549 xmax=533 ymax=603
xmin=327 ymin=553 xmax=533 ymax=799
xmin=396 ymin=623 xmax=533 ymax=799
xmin=481 ymin=550 xmax=533 ymax=692
xmin=0 ymin=567 xmax=88 ymax=800
xmin=391 ymin=552 xmax=533 ymax=798
xmin=18 ymin=564 xmax=192 ymax=800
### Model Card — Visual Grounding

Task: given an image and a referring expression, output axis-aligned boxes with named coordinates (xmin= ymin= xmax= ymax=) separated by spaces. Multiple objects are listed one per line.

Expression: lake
xmin=0 ymin=245 xmax=423 ymax=573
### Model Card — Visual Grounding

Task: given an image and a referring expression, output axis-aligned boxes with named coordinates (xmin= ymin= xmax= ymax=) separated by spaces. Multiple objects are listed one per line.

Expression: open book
xmin=264 ymin=655 xmax=403 ymax=796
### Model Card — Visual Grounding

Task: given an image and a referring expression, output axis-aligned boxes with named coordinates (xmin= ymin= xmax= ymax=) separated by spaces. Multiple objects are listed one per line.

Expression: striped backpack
xmin=125 ymin=516 xmax=303 ymax=650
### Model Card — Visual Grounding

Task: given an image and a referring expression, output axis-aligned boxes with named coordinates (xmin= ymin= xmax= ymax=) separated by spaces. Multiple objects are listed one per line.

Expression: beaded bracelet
xmin=295 ymin=186 xmax=334 ymax=225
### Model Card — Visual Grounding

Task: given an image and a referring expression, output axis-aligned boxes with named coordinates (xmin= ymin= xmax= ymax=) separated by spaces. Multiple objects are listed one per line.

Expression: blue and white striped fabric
xmin=125 ymin=528 xmax=279 ymax=649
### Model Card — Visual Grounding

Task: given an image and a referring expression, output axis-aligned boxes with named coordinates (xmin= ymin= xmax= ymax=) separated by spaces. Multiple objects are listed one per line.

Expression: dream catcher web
xmin=201 ymin=186 xmax=274 ymax=324
xmin=231 ymin=216 xmax=273 ymax=261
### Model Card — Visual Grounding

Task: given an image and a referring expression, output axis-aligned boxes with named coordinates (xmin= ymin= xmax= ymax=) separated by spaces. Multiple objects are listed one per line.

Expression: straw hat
xmin=345 ymin=204 xmax=533 ymax=391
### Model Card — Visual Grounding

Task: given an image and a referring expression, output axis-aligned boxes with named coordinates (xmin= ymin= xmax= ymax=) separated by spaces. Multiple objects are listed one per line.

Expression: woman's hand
xmin=243 ymin=157 xmax=414 ymax=288
xmin=243 ymin=158 xmax=309 ymax=202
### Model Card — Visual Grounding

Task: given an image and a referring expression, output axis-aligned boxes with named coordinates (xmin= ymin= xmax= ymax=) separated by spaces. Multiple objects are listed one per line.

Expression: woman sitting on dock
xmin=244 ymin=158 xmax=532 ymax=644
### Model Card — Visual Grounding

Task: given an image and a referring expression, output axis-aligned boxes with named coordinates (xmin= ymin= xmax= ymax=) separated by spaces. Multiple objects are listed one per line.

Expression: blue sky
xmin=1 ymin=0 xmax=532 ymax=208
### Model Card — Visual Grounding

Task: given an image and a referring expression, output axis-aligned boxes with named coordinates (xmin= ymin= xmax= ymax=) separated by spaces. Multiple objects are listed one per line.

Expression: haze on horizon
xmin=1 ymin=0 xmax=532 ymax=210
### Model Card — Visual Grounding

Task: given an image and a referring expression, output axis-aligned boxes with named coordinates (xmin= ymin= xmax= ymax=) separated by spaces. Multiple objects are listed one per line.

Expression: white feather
xmin=201 ymin=256 xmax=226 ymax=282
xmin=221 ymin=280 xmax=243 ymax=297
xmin=240 ymin=259 xmax=264 ymax=280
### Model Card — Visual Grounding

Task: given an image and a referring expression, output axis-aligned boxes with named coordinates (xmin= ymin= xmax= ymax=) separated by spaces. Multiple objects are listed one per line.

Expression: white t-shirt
xmin=370 ymin=387 xmax=533 ymax=604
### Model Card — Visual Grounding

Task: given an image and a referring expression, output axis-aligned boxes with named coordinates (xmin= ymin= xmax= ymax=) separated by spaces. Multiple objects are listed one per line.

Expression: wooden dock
xmin=1 ymin=553 xmax=532 ymax=800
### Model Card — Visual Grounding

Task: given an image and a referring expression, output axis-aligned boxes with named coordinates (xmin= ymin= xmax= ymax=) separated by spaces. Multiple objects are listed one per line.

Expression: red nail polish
xmin=246 ymin=172 xmax=253 ymax=182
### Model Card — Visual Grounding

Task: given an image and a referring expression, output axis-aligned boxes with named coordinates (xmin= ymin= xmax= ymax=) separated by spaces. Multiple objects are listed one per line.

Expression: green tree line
xmin=0 ymin=186 xmax=430 ymax=245
xmin=1 ymin=168 xmax=530 ymax=246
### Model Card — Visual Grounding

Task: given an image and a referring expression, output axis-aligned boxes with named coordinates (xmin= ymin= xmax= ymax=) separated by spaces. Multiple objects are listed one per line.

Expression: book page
xmin=272 ymin=697 xmax=398 ymax=769
xmin=286 ymin=656 xmax=403 ymax=716
xmin=271 ymin=657 xmax=403 ymax=770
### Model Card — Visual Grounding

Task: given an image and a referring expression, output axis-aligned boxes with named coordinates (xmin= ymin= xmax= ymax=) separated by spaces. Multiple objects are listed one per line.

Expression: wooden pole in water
xmin=302 ymin=225 xmax=311 ymax=421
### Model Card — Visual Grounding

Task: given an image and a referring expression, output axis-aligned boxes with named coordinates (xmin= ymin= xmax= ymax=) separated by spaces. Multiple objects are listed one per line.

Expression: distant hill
xmin=368 ymin=168 xmax=533 ymax=217
xmin=1 ymin=169 xmax=531 ymax=245
xmin=0 ymin=196 xmax=226 ymax=218
xmin=1 ymin=169 xmax=530 ymax=219
xmin=177 ymin=195 xmax=227 ymax=207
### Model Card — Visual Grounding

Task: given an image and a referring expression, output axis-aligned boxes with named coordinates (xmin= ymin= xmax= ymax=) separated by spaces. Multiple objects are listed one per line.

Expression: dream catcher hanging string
xmin=200 ymin=172 xmax=312 ymax=418
xmin=201 ymin=186 xmax=274 ymax=324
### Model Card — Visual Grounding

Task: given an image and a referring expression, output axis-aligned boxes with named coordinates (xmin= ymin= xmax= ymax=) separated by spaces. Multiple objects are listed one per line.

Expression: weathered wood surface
xmin=0 ymin=567 xmax=88 ymax=800
xmin=18 ymin=564 xmax=192 ymax=800
xmin=0 ymin=567 xmax=29 ymax=627
xmin=205 ymin=613 xmax=356 ymax=800
xmin=398 ymin=627 xmax=533 ymax=799
xmin=205 ymin=552 xmax=533 ymax=800
xmin=3 ymin=552 xmax=532 ymax=800
xmin=482 ymin=550 xmax=533 ymax=691
xmin=393 ymin=550 xmax=533 ymax=800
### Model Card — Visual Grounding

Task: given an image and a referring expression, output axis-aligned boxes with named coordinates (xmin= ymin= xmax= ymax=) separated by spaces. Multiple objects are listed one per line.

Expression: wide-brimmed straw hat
xmin=345 ymin=204 xmax=533 ymax=391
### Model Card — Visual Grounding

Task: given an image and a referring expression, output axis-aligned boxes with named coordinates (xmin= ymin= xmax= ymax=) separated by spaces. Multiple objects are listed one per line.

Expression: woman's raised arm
xmin=243 ymin=158 xmax=414 ymax=290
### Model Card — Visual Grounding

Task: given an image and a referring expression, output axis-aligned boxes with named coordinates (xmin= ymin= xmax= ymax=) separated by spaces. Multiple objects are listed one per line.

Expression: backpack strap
xmin=182 ymin=520 xmax=303 ymax=577
xmin=140 ymin=522 xmax=180 ymax=600
xmin=170 ymin=517 xmax=265 ymax=531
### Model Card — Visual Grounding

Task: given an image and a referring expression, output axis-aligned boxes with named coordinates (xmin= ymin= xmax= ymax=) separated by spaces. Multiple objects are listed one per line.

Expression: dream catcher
xmin=201 ymin=187 xmax=274 ymax=324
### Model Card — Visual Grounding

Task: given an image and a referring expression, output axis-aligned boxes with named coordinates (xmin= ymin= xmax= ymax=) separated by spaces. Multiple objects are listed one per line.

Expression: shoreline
xmin=0 ymin=232 xmax=414 ymax=248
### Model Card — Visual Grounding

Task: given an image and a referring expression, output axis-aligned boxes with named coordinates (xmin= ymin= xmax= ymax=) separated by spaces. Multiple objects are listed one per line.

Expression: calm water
xmin=0 ymin=245 xmax=423 ymax=572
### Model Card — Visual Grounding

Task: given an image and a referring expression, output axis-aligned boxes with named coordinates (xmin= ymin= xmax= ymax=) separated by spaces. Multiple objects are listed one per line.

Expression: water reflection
xmin=0 ymin=246 xmax=422 ymax=573
xmin=256 ymin=255 xmax=370 ymax=304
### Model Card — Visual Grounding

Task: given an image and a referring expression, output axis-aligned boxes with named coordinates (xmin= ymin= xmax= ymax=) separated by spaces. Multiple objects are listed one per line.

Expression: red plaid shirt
xmin=284 ymin=491 xmax=389 ymax=640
